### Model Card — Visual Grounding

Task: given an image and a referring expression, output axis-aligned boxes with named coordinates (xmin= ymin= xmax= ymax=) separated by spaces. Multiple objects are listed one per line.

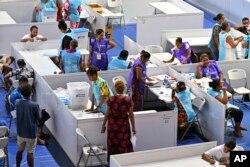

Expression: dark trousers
xmin=226 ymin=107 xmax=243 ymax=123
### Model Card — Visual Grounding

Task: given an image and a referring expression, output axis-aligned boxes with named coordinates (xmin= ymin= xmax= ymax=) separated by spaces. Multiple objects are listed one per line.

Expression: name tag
xmin=97 ymin=53 xmax=102 ymax=60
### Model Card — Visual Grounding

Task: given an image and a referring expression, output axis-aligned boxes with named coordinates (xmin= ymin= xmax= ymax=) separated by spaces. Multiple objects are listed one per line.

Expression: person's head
xmin=223 ymin=140 xmax=236 ymax=153
xmin=70 ymin=39 xmax=78 ymax=50
xmin=221 ymin=21 xmax=231 ymax=32
xmin=115 ymin=80 xmax=125 ymax=94
xmin=209 ymin=79 xmax=222 ymax=91
xmin=18 ymin=76 xmax=29 ymax=88
xmin=140 ymin=50 xmax=151 ymax=63
xmin=119 ymin=50 xmax=129 ymax=60
xmin=242 ymin=17 xmax=249 ymax=28
xmin=95 ymin=29 xmax=104 ymax=40
xmin=175 ymin=37 xmax=183 ymax=49
xmin=213 ymin=13 xmax=225 ymax=24
xmin=17 ymin=59 xmax=26 ymax=68
xmin=58 ymin=20 xmax=68 ymax=32
xmin=20 ymin=84 xmax=32 ymax=99
xmin=176 ymin=81 xmax=186 ymax=92
xmin=86 ymin=66 xmax=98 ymax=81
xmin=200 ymin=53 xmax=210 ymax=67
xmin=30 ymin=25 xmax=38 ymax=38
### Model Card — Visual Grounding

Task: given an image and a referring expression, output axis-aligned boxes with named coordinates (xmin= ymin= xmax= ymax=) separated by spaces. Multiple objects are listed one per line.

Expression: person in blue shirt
xmin=15 ymin=84 xmax=40 ymax=167
xmin=35 ymin=0 xmax=57 ymax=22
xmin=207 ymin=79 xmax=246 ymax=137
xmin=108 ymin=50 xmax=132 ymax=70
xmin=59 ymin=39 xmax=84 ymax=73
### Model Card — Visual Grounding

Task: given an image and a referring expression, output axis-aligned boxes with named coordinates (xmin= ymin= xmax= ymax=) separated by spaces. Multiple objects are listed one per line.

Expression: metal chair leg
xmin=180 ymin=122 xmax=193 ymax=141
xmin=84 ymin=153 xmax=90 ymax=167
xmin=91 ymin=149 xmax=105 ymax=167
xmin=77 ymin=151 xmax=83 ymax=167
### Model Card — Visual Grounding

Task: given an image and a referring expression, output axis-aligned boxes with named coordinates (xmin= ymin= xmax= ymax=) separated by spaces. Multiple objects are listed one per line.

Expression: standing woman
xmin=63 ymin=0 xmax=82 ymax=28
xmin=101 ymin=80 xmax=136 ymax=162
xmin=88 ymin=29 xmax=116 ymax=70
xmin=219 ymin=21 xmax=243 ymax=61
xmin=208 ymin=13 xmax=225 ymax=60
xmin=127 ymin=50 xmax=155 ymax=111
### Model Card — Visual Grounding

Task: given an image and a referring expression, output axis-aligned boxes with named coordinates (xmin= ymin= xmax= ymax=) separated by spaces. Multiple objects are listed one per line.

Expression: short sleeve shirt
xmin=204 ymin=145 xmax=229 ymax=162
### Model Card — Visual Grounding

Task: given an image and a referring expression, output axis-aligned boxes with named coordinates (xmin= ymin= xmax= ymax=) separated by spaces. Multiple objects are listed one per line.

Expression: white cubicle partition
xmin=110 ymin=141 xmax=217 ymax=167
xmin=0 ymin=11 xmax=16 ymax=25
xmin=136 ymin=0 xmax=204 ymax=46
xmin=41 ymin=69 xmax=178 ymax=165
xmin=124 ymin=35 xmax=144 ymax=55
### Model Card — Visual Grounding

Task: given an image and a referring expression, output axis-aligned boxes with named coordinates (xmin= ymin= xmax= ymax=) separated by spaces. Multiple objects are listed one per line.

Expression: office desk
xmin=0 ymin=11 xmax=16 ymax=25
xmin=149 ymin=2 xmax=186 ymax=15
xmin=151 ymin=52 xmax=180 ymax=65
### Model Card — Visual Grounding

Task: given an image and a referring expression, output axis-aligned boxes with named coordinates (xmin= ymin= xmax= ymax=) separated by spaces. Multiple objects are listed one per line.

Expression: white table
xmin=151 ymin=52 xmax=180 ymax=65
xmin=0 ymin=11 xmax=16 ymax=25
xmin=149 ymin=2 xmax=186 ymax=15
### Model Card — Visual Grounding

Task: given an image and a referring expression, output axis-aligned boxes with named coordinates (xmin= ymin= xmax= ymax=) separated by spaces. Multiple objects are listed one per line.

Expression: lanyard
xmin=96 ymin=39 xmax=102 ymax=53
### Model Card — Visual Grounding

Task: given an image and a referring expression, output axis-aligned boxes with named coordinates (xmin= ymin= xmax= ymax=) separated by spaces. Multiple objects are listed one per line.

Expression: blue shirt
xmin=15 ymin=99 xmax=40 ymax=139
xmin=108 ymin=57 xmax=129 ymax=70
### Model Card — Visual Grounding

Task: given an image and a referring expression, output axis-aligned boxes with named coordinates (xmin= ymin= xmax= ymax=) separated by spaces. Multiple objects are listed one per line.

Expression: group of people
xmin=34 ymin=0 xmax=82 ymax=29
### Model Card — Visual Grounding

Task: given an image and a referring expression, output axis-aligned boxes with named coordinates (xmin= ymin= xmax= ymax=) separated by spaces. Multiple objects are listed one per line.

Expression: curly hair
xmin=115 ymin=80 xmax=125 ymax=94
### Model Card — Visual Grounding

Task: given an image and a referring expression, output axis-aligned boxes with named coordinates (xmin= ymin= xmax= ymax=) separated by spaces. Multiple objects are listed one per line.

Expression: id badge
xmin=97 ymin=53 xmax=102 ymax=60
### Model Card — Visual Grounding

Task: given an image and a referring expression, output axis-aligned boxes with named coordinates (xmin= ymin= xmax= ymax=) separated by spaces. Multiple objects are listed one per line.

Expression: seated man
xmin=163 ymin=37 xmax=192 ymax=64
xmin=108 ymin=50 xmax=132 ymax=70
xmin=202 ymin=140 xmax=236 ymax=167
xmin=9 ymin=77 xmax=49 ymax=144
xmin=20 ymin=25 xmax=47 ymax=43
xmin=0 ymin=54 xmax=15 ymax=89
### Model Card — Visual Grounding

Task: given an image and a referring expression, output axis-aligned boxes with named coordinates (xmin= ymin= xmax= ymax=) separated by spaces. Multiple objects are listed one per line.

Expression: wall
xmin=186 ymin=0 xmax=250 ymax=24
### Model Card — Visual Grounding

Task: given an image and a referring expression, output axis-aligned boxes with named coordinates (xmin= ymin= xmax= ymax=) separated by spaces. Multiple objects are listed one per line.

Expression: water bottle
xmin=163 ymin=76 xmax=171 ymax=88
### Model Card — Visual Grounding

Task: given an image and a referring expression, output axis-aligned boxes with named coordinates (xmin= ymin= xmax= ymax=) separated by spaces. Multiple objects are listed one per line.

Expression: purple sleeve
xmin=211 ymin=60 xmax=221 ymax=75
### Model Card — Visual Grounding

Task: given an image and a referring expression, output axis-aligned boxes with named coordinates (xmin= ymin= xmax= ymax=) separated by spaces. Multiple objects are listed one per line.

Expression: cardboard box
xmin=105 ymin=25 xmax=113 ymax=40
xmin=88 ymin=3 xmax=103 ymax=14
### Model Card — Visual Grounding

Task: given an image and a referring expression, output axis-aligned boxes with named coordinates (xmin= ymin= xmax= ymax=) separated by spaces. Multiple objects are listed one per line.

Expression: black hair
xmin=17 ymin=59 xmax=26 ymax=68
xmin=58 ymin=20 xmax=67 ymax=30
xmin=242 ymin=17 xmax=249 ymax=22
xmin=177 ymin=81 xmax=186 ymax=92
xmin=70 ymin=39 xmax=78 ymax=49
xmin=18 ymin=76 xmax=28 ymax=83
xmin=119 ymin=50 xmax=129 ymax=60
xmin=209 ymin=79 xmax=220 ymax=89
xmin=96 ymin=29 xmax=104 ymax=36
xmin=225 ymin=140 xmax=236 ymax=150
xmin=200 ymin=53 xmax=209 ymax=61
xmin=213 ymin=13 xmax=224 ymax=21
xmin=176 ymin=37 xmax=182 ymax=44
xmin=20 ymin=84 xmax=32 ymax=98
xmin=140 ymin=50 xmax=151 ymax=59
xmin=30 ymin=25 xmax=38 ymax=32
xmin=86 ymin=66 xmax=98 ymax=76
xmin=221 ymin=21 xmax=230 ymax=31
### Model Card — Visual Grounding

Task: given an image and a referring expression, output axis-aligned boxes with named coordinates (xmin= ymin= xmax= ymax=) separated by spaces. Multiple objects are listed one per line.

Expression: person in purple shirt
xmin=163 ymin=37 xmax=192 ymax=64
xmin=127 ymin=50 xmax=155 ymax=111
xmin=196 ymin=53 xmax=222 ymax=80
xmin=88 ymin=29 xmax=116 ymax=70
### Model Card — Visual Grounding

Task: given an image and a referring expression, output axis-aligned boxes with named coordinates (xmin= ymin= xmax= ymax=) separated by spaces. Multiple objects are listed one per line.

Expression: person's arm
xmin=234 ymin=25 xmax=244 ymax=30
xmin=79 ymin=55 xmax=85 ymax=72
xmin=195 ymin=62 xmax=203 ymax=79
xmin=215 ymin=88 xmax=228 ymax=104
xmin=213 ymin=26 xmax=220 ymax=48
xmin=127 ymin=61 xmax=132 ymax=69
xmin=181 ymin=47 xmax=191 ymax=64
xmin=20 ymin=37 xmax=34 ymax=43
xmin=201 ymin=153 xmax=216 ymax=165
xmin=87 ymin=42 xmax=93 ymax=67
xmin=136 ymin=66 xmax=153 ymax=86
xmin=226 ymin=35 xmax=243 ymax=48
xmin=242 ymin=41 xmax=248 ymax=48
xmin=101 ymin=105 xmax=111 ymax=133
xmin=107 ymin=40 xmax=116 ymax=50
xmin=128 ymin=101 xmax=136 ymax=135
xmin=163 ymin=55 xmax=175 ymax=63
xmin=36 ymin=35 xmax=47 ymax=41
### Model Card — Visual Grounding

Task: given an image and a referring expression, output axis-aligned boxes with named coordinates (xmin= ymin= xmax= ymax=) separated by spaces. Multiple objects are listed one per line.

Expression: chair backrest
xmin=86 ymin=15 xmax=96 ymax=25
xmin=112 ymin=76 xmax=127 ymax=85
xmin=144 ymin=45 xmax=163 ymax=54
xmin=228 ymin=69 xmax=247 ymax=80
xmin=107 ymin=0 xmax=122 ymax=8
xmin=0 ymin=126 xmax=9 ymax=137
xmin=0 ymin=137 xmax=9 ymax=149
xmin=192 ymin=96 xmax=206 ymax=112
xmin=76 ymin=128 xmax=90 ymax=145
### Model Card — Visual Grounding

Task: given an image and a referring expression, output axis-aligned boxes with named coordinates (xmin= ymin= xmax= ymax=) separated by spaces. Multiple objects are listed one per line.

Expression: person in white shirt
xmin=202 ymin=140 xmax=236 ymax=167
xmin=20 ymin=25 xmax=47 ymax=43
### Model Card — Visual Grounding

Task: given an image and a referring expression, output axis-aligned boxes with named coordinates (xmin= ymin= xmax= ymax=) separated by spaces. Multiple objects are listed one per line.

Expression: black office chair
xmin=190 ymin=50 xmax=198 ymax=63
